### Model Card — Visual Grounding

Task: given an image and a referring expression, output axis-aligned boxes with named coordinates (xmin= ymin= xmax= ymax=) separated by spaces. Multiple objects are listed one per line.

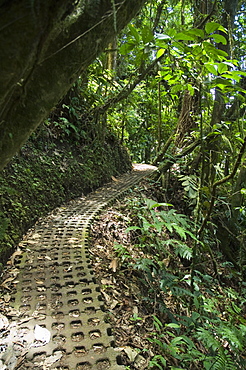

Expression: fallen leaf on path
xmin=0 ymin=313 xmax=9 ymax=330
xmin=134 ymin=353 xmax=148 ymax=369
xmin=0 ymin=360 xmax=7 ymax=369
xmin=101 ymin=291 xmax=111 ymax=304
xmin=3 ymin=293 xmax=11 ymax=303
xmin=43 ymin=351 xmax=63 ymax=368
xmin=34 ymin=325 xmax=51 ymax=344
xmin=101 ymin=279 xmax=113 ymax=285
xmin=1 ymin=276 xmax=17 ymax=286
xmin=10 ymin=250 xmax=22 ymax=265
xmin=110 ymin=299 xmax=119 ymax=310
xmin=122 ymin=346 xmax=139 ymax=362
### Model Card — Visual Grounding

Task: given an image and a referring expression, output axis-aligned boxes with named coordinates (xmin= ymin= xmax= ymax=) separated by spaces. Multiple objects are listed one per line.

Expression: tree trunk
xmin=0 ymin=0 xmax=147 ymax=170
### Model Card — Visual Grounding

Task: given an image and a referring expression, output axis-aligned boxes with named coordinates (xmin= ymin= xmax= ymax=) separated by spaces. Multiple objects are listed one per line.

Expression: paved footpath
xmin=2 ymin=164 xmax=156 ymax=370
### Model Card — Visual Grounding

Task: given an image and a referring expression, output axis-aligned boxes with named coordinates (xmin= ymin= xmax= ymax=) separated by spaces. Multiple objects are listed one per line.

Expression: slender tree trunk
xmin=157 ymin=81 xmax=162 ymax=153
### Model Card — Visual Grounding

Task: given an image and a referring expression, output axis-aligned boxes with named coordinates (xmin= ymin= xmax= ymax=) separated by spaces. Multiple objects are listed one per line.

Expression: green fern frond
xmin=196 ymin=327 xmax=220 ymax=352
xmin=212 ymin=350 xmax=237 ymax=370
xmin=175 ymin=243 xmax=193 ymax=260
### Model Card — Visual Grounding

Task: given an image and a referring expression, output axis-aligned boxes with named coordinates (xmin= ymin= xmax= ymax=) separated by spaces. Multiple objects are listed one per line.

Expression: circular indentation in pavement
xmin=37 ymin=303 xmax=47 ymax=310
xmin=36 ymin=285 xmax=47 ymax=292
xmin=69 ymin=309 xmax=80 ymax=317
xmin=83 ymin=297 xmax=93 ymax=304
xmin=64 ymin=274 xmax=73 ymax=280
xmin=76 ymin=362 xmax=92 ymax=370
xmin=84 ymin=307 xmax=96 ymax=314
xmin=52 ymin=322 xmax=65 ymax=330
xmin=53 ymin=334 xmax=66 ymax=345
xmin=96 ymin=359 xmax=110 ymax=369
xmin=71 ymin=332 xmax=84 ymax=342
xmin=21 ymin=295 xmax=31 ymax=303
xmin=65 ymin=281 xmax=75 ymax=288
xmin=89 ymin=330 xmax=101 ymax=339
xmin=88 ymin=317 xmax=100 ymax=326
xmin=51 ymin=284 xmax=62 ymax=291
xmin=68 ymin=299 xmax=79 ymax=306
xmin=22 ymin=286 xmax=32 ymax=292
xmin=52 ymin=311 xmax=64 ymax=319
xmin=19 ymin=304 xmax=31 ymax=312
xmin=77 ymin=272 xmax=86 ymax=278
xmin=70 ymin=320 xmax=82 ymax=329
xmin=67 ymin=290 xmax=77 ymax=297
xmin=93 ymin=343 xmax=105 ymax=353
xmin=73 ymin=346 xmax=87 ymax=356
xmin=37 ymin=294 xmax=47 ymax=301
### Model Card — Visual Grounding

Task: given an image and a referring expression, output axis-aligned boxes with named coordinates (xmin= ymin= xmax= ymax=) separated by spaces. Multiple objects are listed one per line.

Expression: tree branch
xmin=157 ymin=139 xmax=201 ymax=174
xmin=90 ymin=54 xmax=165 ymax=116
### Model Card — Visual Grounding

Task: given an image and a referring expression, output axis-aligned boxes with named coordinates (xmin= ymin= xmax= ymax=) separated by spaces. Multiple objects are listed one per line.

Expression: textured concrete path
xmin=7 ymin=164 xmax=157 ymax=370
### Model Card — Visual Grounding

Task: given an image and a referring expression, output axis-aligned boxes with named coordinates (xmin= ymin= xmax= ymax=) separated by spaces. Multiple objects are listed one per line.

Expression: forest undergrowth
xmin=90 ymin=177 xmax=246 ymax=370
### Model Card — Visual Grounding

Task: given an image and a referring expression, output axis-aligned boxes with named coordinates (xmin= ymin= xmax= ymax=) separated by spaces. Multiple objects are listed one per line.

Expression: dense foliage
xmin=92 ymin=183 xmax=246 ymax=369
xmin=0 ymin=0 xmax=246 ymax=368
xmin=85 ymin=1 xmax=246 ymax=368
xmin=80 ymin=0 xmax=246 ymax=268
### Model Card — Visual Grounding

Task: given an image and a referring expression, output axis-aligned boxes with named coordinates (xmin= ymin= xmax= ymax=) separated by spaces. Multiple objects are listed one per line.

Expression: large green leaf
xmin=174 ymin=32 xmax=197 ymax=41
xmin=188 ymin=28 xmax=205 ymax=38
xmin=204 ymin=63 xmax=218 ymax=75
xmin=128 ymin=24 xmax=140 ymax=42
xmin=119 ymin=41 xmax=136 ymax=55
xmin=156 ymin=48 xmax=167 ymax=58
xmin=217 ymin=62 xmax=228 ymax=74
xmin=212 ymin=34 xmax=227 ymax=45
xmin=205 ymin=22 xmax=221 ymax=34
xmin=141 ymin=25 xmax=153 ymax=44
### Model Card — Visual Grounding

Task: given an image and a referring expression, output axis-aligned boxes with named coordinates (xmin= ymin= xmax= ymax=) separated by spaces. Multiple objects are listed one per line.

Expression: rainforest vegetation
xmin=0 ymin=0 xmax=246 ymax=368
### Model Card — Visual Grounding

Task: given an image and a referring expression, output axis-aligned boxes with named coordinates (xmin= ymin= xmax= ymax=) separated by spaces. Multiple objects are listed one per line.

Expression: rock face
xmin=0 ymin=0 xmax=146 ymax=170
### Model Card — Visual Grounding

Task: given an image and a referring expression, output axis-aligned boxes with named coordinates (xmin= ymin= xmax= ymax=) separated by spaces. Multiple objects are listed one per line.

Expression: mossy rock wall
xmin=0 ymin=127 xmax=132 ymax=268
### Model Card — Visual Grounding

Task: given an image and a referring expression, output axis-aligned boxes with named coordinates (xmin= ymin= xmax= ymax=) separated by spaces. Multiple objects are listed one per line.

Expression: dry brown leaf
xmin=109 ymin=258 xmax=118 ymax=272
xmin=111 ymin=176 xmax=118 ymax=182
xmin=1 ymin=277 xmax=14 ymax=285
xmin=162 ymin=257 xmax=171 ymax=267
xmin=101 ymin=291 xmax=112 ymax=304
xmin=10 ymin=250 xmax=22 ymax=265
xmin=26 ymin=240 xmax=38 ymax=244
xmin=110 ymin=299 xmax=119 ymax=310
xmin=101 ymin=279 xmax=113 ymax=285
xmin=133 ymin=306 xmax=139 ymax=315
xmin=43 ymin=351 xmax=63 ymax=368
xmin=0 ymin=313 xmax=9 ymax=330
xmin=1 ymin=276 xmax=16 ymax=289
xmin=3 ymin=293 xmax=11 ymax=303
xmin=123 ymin=346 xmax=139 ymax=362
xmin=134 ymin=353 xmax=148 ymax=369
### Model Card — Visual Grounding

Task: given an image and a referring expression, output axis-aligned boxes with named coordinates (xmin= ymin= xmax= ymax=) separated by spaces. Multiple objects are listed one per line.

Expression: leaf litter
xmin=90 ymin=195 xmax=157 ymax=369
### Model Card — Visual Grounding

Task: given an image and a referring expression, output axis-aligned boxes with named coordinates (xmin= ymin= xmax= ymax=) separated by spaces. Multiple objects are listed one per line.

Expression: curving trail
xmin=6 ymin=164 xmax=157 ymax=370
